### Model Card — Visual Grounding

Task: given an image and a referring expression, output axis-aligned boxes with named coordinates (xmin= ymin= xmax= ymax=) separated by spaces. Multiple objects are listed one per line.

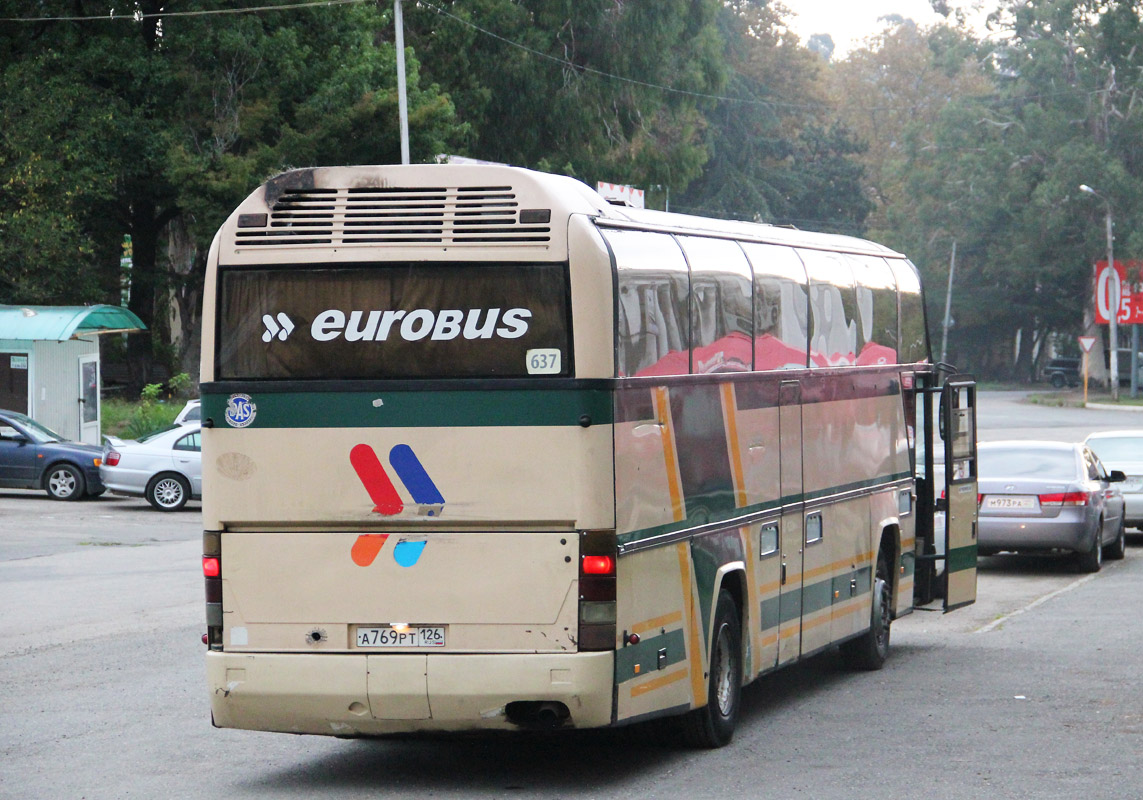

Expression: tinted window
xmin=799 ymin=250 xmax=858 ymax=367
xmin=174 ymin=432 xmax=201 ymax=452
xmin=890 ymin=259 xmax=930 ymax=364
xmin=740 ymin=243 xmax=810 ymax=370
xmin=1086 ymin=437 xmax=1142 ymax=462
xmin=677 ymin=236 xmax=753 ymax=374
xmin=850 ymin=256 xmax=899 ymax=365
xmin=607 ymin=230 xmax=690 ymax=377
xmin=217 ymin=263 xmax=570 ymax=379
xmin=980 ymin=448 xmax=1078 ymax=480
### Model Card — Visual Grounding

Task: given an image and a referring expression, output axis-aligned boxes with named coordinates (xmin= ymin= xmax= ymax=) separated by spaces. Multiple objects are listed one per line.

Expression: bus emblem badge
xmin=224 ymin=394 xmax=257 ymax=427
xmin=350 ymin=443 xmax=446 ymax=517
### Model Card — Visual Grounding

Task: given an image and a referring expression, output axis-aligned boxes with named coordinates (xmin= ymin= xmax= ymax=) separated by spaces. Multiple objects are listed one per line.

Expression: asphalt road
xmin=2 ymin=391 xmax=1141 ymax=799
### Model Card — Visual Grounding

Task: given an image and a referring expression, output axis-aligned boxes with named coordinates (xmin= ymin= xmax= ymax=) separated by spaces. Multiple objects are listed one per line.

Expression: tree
xmin=676 ymin=1 xmax=870 ymax=233
xmin=0 ymin=0 xmax=464 ymax=386
xmin=404 ymin=0 xmax=726 ymax=190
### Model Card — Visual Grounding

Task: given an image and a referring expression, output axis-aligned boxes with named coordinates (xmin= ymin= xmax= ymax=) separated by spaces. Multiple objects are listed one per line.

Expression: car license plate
xmin=356 ymin=626 xmax=445 ymax=648
xmin=984 ymin=495 xmax=1036 ymax=510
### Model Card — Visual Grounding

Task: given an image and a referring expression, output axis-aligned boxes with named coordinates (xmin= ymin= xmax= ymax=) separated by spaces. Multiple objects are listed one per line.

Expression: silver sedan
xmin=1084 ymin=430 xmax=1143 ymax=532
xmin=977 ymin=440 xmax=1126 ymax=572
xmin=100 ymin=424 xmax=202 ymax=511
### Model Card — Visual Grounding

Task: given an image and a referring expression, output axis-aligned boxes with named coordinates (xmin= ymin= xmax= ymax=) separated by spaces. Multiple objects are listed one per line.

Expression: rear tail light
xmin=105 ymin=450 xmax=121 ymax=466
xmin=578 ymin=530 xmax=617 ymax=651
xmin=1039 ymin=491 xmax=1090 ymax=507
xmin=203 ymin=532 xmax=223 ymax=649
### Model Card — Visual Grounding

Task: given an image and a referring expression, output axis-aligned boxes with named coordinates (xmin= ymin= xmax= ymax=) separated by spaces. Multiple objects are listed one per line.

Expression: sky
xmin=784 ymin=0 xmax=987 ymax=58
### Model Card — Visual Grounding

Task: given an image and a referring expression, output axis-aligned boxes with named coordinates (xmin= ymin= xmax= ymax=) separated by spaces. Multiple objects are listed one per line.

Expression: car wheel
xmin=1049 ymin=373 xmax=1066 ymax=388
xmin=146 ymin=473 xmax=190 ymax=511
xmin=45 ymin=463 xmax=85 ymax=501
xmin=1105 ymin=517 xmax=1126 ymax=561
xmin=679 ymin=590 xmax=742 ymax=748
xmin=841 ymin=552 xmax=892 ymax=670
xmin=1076 ymin=525 xmax=1103 ymax=573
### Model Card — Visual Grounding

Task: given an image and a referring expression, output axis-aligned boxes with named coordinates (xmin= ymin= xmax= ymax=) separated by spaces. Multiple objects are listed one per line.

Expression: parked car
xmin=1084 ymin=430 xmax=1143 ymax=532
xmin=1041 ymin=357 xmax=1081 ymax=388
xmin=977 ymin=440 xmax=1126 ymax=572
xmin=174 ymin=399 xmax=201 ymax=426
xmin=0 ymin=409 xmax=105 ymax=500
xmin=100 ymin=423 xmax=202 ymax=511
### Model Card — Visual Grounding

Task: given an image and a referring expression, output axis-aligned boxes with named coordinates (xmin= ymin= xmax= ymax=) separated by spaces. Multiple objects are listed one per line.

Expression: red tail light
xmin=582 ymin=555 xmax=615 ymax=575
xmin=1039 ymin=491 xmax=1090 ymax=507
xmin=203 ymin=556 xmax=221 ymax=577
xmin=578 ymin=531 xmax=617 ymax=651
xmin=105 ymin=450 xmax=121 ymax=466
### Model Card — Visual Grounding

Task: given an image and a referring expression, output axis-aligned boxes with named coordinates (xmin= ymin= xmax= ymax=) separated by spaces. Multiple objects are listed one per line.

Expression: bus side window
xmin=739 ymin=243 xmax=810 ymax=370
xmin=890 ymin=259 xmax=930 ymax=364
xmin=805 ymin=513 xmax=823 ymax=544
xmin=800 ymin=250 xmax=859 ymax=368
xmin=605 ymin=230 xmax=691 ymax=377
xmin=850 ymin=255 xmax=899 ymax=366
xmin=676 ymin=236 xmax=753 ymax=374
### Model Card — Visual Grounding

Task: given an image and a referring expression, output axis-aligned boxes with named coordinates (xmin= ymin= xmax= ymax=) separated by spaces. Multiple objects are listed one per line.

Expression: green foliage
xmin=101 ymin=374 xmax=191 ymax=439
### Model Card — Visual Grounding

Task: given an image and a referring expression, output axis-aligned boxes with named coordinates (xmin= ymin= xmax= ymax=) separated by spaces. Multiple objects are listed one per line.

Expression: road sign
xmin=1078 ymin=335 xmax=1096 ymax=353
xmin=1094 ymin=260 xmax=1143 ymax=324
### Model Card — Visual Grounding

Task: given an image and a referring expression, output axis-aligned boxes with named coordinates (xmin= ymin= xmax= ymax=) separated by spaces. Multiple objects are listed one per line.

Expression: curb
xmin=1084 ymin=402 xmax=1143 ymax=412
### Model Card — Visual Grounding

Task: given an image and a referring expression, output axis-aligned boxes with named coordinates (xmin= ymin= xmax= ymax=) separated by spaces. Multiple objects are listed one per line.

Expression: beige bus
xmin=201 ymin=164 xmax=978 ymax=747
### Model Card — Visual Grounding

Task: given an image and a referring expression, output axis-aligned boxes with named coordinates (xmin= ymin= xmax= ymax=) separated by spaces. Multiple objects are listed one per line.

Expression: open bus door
xmin=941 ymin=376 xmax=978 ymax=612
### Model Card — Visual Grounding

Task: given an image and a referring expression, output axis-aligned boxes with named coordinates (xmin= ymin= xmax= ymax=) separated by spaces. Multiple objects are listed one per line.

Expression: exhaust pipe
xmin=505 ymin=701 xmax=570 ymax=729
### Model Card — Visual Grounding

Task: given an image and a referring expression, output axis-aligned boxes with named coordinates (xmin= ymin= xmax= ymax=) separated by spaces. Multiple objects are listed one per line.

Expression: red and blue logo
xmin=349 ymin=444 xmax=444 ymax=568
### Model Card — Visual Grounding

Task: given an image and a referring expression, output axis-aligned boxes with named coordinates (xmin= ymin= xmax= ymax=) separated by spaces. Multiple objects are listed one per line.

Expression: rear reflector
xmin=1039 ymin=491 xmax=1089 ymax=507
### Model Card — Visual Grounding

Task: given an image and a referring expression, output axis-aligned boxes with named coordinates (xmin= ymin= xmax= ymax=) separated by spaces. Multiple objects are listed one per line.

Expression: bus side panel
xmin=567 ymin=215 xmax=615 ymax=379
xmin=614 ymin=544 xmax=696 ymax=722
xmin=614 ymin=386 xmax=682 ymax=538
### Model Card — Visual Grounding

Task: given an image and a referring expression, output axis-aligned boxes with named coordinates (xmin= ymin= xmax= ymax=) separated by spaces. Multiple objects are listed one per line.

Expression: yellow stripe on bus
xmin=630 ymin=666 xmax=690 ymax=698
xmin=631 ymin=611 xmax=684 ymax=635
xmin=801 ymin=550 xmax=875 ymax=583
xmin=655 ymin=387 xmax=686 ymax=522
xmin=720 ymin=383 xmax=748 ymax=509
xmin=676 ymin=542 xmax=708 ymax=708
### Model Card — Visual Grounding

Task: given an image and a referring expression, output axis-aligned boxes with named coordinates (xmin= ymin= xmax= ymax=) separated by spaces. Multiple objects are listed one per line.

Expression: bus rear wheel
xmin=680 ymin=590 xmax=742 ymax=748
xmin=841 ymin=553 xmax=892 ymax=671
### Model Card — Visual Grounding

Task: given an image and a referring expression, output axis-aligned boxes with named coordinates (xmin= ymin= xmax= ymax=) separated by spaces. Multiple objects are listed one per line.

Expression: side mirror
xmin=1109 ymin=470 xmax=1127 ymax=483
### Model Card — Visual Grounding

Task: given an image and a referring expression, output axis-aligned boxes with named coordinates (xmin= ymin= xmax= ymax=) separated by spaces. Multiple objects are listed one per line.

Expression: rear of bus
xmin=201 ymin=165 xmax=620 ymax=735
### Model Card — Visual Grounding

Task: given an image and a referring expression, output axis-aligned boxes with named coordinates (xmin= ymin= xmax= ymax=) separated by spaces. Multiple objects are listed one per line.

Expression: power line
xmin=0 ymin=0 xmax=367 ymax=23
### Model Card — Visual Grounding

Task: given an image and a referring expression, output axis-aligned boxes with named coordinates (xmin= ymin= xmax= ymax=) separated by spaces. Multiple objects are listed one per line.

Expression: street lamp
xmin=1079 ymin=184 xmax=1118 ymax=400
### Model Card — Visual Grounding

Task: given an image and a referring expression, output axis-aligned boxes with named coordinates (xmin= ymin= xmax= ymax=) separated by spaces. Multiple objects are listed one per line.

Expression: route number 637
xmin=526 ymin=348 xmax=562 ymax=375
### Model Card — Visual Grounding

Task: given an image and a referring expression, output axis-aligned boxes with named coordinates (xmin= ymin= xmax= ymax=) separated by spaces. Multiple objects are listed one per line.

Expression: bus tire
xmin=841 ymin=553 xmax=891 ymax=671
xmin=680 ymin=590 xmax=742 ymax=748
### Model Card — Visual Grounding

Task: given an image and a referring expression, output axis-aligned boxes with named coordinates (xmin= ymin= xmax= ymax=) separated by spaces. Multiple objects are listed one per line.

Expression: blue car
xmin=0 ymin=409 xmax=105 ymax=500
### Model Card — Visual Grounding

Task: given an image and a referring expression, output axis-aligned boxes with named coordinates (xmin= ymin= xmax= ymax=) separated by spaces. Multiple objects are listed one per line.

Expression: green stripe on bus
xmin=946 ymin=543 xmax=978 ymax=574
xmin=614 ymin=628 xmax=687 ymax=683
xmin=201 ymin=388 xmax=614 ymax=428
xmin=617 ymin=473 xmax=912 ymax=546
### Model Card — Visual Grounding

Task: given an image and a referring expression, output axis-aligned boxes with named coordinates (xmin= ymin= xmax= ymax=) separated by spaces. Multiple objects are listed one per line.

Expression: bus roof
xmin=220 ymin=164 xmax=904 ymax=261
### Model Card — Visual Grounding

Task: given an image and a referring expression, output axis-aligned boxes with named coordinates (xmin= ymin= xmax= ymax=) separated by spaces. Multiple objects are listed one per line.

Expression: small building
xmin=0 ymin=305 xmax=146 ymax=444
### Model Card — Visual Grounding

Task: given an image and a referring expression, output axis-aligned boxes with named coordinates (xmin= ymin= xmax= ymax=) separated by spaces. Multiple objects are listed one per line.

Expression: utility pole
xmin=941 ymin=240 xmax=956 ymax=365
xmin=395 ymin=0 xmax=410 ymax=165
xmin=1080 ymin=184 xmax=1118 ymax=400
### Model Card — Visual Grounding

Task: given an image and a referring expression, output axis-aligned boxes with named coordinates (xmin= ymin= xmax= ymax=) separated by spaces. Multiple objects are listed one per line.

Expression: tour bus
xmin=200 ymin=164 xmax=978 ymax=747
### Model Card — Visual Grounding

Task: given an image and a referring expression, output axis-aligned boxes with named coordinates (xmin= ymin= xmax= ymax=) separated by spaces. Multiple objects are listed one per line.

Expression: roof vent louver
xmin=234 ymin=185 xmax=551 ymax=249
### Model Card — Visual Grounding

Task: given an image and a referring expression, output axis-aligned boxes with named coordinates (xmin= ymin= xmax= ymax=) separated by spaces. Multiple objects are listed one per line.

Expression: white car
xmin=174 ymin=399 xmax=201 ymax=426
xmin=1085 ymin=430 xmax=1143 ymax=531
xmin=100 ymin=424 xmax=202 ymax=511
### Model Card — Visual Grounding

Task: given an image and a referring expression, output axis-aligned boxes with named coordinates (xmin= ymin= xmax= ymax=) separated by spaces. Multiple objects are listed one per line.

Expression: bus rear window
xmin=216 ymin=263 xmax=570 ymax=380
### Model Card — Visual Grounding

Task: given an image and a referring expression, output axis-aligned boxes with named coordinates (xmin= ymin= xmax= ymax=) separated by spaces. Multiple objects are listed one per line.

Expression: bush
xmin=101 ymin=373 xmax=189 ymax=439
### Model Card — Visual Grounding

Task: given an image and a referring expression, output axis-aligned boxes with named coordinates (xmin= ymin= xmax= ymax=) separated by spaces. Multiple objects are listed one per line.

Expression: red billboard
xmin=1094 ymin=260 xmax=1143 ymax=325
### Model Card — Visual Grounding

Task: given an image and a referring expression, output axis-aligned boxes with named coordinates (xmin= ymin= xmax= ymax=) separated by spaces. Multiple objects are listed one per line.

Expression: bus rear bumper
xmin=206 ymin=650 xmax=615 ymax=736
